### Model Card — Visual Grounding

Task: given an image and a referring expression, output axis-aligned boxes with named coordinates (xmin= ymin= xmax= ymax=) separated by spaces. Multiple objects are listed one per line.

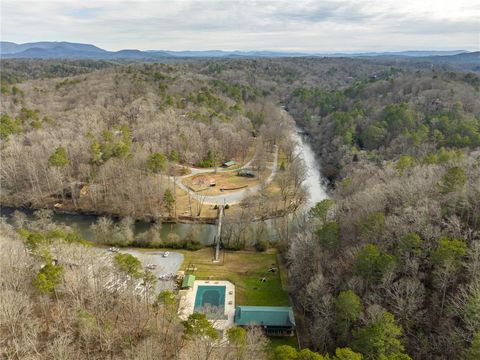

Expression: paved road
xmin=171 ymin=146 xmax=278 ymax=205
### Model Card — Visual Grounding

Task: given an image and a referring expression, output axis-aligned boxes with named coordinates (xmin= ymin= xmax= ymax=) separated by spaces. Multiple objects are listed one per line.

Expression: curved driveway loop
xmin=171 ymin=146 xmax=278 ymax=205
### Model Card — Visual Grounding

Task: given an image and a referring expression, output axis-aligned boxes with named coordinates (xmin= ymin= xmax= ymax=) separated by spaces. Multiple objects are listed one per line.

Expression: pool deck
xmin=178 ymin=280 xmax=235 ymax=332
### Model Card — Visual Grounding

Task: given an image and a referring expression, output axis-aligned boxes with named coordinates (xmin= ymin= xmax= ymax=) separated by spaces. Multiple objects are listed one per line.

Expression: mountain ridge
xmin=1 ymin=41 xmax=473 ymax=60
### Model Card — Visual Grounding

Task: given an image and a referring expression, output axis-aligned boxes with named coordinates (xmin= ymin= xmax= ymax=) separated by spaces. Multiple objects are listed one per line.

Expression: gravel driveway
xmin=171 ymin=146 xmax=278 ymax=205
xmin=118 ymin=249 xmax=184 ymax=292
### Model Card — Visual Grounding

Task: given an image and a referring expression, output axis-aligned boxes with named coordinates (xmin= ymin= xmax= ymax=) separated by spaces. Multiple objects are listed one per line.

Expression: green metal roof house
xmin=234 ymin=306 xmax=296 ymax=336
xmin=181 ymin=274 xmax=196 ymax=289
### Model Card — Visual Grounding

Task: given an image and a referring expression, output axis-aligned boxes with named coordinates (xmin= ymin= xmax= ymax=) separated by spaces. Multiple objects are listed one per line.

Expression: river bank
xmin=0 ymin=143 xmax=282 ymax=224
xmin=0 ymin=193 xmax=303 ymax=226
xmin=0 ymin=198 xmax=220 ymax=224
xmin=1 ymin=124 xmax=329 ymax=246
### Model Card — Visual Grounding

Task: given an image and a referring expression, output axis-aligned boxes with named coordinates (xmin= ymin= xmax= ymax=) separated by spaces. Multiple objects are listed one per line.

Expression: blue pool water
xmin=194 ymin=285 xmax=226 ymax=311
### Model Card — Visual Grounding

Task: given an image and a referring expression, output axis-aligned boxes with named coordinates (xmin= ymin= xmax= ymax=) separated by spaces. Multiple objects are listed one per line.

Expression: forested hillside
xmin=287 ymin=70 xmax=480 ymax=179
xmin=286 ymin=69 xmax=480 ymax=358
xmin=1 ymin=57 xmax=479 ymax=359
xmin=1 ymin=59 xmax=117 ymax=86
xmin=0 ymin=57 xmax=407 ymax=220
xmin=0 ymin=61 xmax=293 ymax=219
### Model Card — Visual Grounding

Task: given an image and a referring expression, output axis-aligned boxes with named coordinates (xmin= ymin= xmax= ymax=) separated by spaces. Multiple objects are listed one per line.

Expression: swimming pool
xmin=194 ymin=285 xmax=226 ymax=312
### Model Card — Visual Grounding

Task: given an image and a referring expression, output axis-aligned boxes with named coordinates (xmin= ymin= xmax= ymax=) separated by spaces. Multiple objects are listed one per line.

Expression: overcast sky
xmin=1 ymin=0 xmax=479 ymax=52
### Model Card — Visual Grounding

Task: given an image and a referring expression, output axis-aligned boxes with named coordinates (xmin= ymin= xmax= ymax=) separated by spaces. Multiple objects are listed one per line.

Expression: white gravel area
xmin=116 ymin=249 xmax=184 ymax=292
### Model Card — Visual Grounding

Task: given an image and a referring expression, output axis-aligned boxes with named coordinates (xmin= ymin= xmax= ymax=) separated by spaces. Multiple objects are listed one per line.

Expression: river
xmin=0 ymin=127 xmax=328 ymax=244
xmin=292 ymin=127 xmax=329 ymax=208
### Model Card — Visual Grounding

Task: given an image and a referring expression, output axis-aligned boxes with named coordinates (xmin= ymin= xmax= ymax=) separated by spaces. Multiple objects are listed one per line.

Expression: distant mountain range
xmin=0 ymin=41 xmax=477 ymax=62
xmin=0 ymin=41 xmax=173 ymax=59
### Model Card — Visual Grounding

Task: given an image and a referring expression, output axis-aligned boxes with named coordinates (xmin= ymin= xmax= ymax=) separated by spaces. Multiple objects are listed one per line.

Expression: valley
xmin=1 ymin=54 xmax=479 ymax=359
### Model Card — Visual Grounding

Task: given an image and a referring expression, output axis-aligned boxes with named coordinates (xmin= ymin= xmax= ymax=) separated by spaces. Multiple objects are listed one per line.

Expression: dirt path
xmin=182 ymin=145 xmax=259 ymax=176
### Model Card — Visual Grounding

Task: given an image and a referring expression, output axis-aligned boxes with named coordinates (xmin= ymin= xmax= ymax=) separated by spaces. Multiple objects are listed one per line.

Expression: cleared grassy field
xmin=164 ymin=184 xmax=218 ymax=218
xmin=182 ymin=171 xmax=260 ymax=195
xmin=177 ymin=248 xmax=290 ymax=306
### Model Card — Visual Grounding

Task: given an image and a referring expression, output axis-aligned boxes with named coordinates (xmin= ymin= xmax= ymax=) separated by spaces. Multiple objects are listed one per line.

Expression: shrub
xmin=255 ymin=239 xmax=269 ymax=252
xmin=164 ymin=232 xmax=183 ymax=248
xmin=316 ymin=221 xmax=340 ymax=251
xmin=113 ymin=253 xmax=142 ymax=278
xmin=48 ymin=146 xmax=69 ymax=167
xmin=34 ymin=263 xmax=64 ymax=293
xmin=146 ymin=152 xmax=167 ymax=173
xmin=184 ymin=239 xmax=203 ymax=251
xmin=354 ymin=244 xmax=396 ymax=282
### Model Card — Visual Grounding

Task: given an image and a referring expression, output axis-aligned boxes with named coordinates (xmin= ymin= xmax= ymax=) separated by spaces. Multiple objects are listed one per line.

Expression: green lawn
xmin=177 ymin=248 xmax=290 ymax=306
xmin=135 ymin=247 xmax=295 ymax=348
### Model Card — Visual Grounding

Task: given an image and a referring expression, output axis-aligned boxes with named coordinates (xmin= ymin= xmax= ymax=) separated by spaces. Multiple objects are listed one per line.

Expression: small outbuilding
xmin=222 ymin=160 xmax=236 ymax=168
xmin=181 ymin=274 xmax=196 ymax=289
xmin=234 ymin=306 xmax=296 ymax=336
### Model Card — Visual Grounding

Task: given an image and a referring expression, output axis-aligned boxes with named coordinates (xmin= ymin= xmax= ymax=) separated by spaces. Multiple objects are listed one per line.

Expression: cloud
xmin=1 ymin=0 xmax=479 ymax=51
xmin=68 ymin=6 xmax=103 ymax=19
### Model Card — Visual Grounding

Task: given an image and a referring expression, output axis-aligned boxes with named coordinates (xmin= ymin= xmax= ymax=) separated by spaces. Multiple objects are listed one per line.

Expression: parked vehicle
xmin=237 ymin=169 xmax=256 ymax=178
xmin=158 ymin=273 xmax=175 ymax=280
xmin=163 ymin=251 xmax=170 ymax=257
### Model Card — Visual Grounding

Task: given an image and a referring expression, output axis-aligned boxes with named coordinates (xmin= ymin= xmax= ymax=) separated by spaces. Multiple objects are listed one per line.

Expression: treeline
xmin=0 ymin=59 xmax=117 ymax=87
xmin=90 ymin=216 xmax=204 ymax=250
xmin=286 ymin=68 xmax=480 ymax=359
